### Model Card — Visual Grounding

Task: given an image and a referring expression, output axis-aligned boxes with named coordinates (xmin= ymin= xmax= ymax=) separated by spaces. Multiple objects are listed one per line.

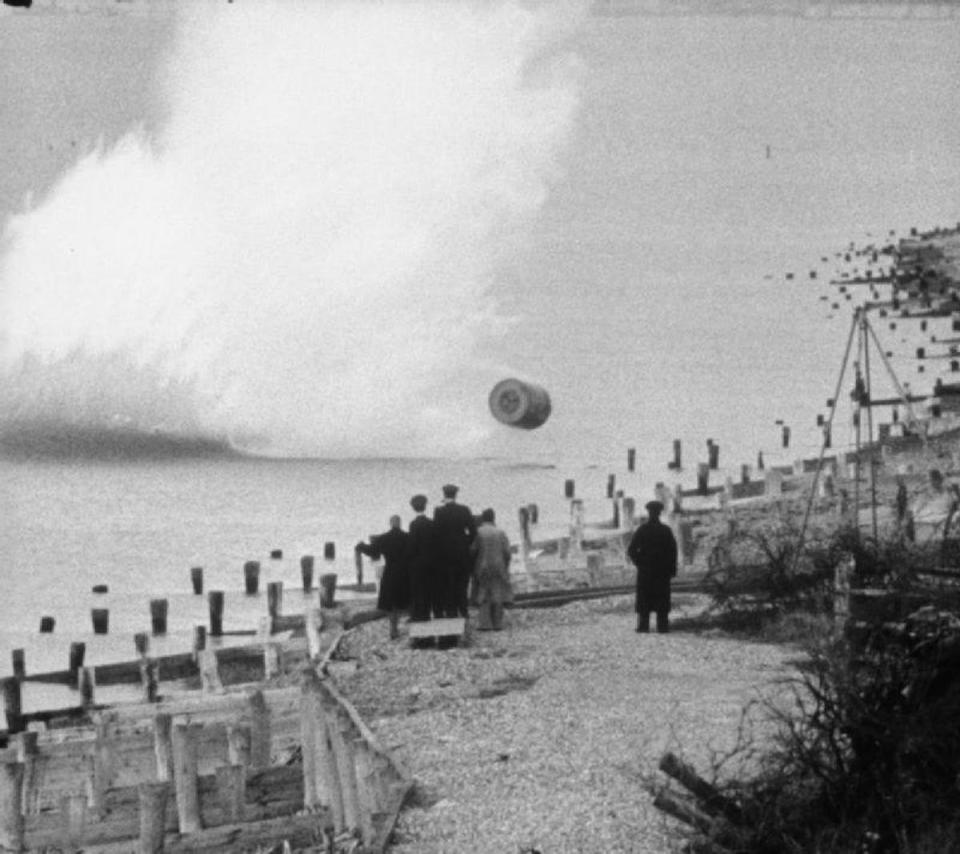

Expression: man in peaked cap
xmin=627 ymin=500 xmax=678 ymax=633
xmin=433 ymin=483 xmax=477 ymax=630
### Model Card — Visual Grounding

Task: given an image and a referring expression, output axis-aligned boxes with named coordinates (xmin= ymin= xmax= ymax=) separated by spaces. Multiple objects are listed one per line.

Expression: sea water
xmin=1 ymin=5 xmax=960 ymax=658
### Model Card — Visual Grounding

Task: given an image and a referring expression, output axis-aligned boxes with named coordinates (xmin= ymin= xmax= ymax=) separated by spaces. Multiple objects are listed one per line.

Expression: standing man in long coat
xmin=627 ymin=500 xmax=678 ymax=633
xmin=355 ymin=515 xmax=409 ymax=640
xmin=432 ymin=483 xmax=477 ymax=619
xmin=407 ymin=494 xmax=440 ymax=628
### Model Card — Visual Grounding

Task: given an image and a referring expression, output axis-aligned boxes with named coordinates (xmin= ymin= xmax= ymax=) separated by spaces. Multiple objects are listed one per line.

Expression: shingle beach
xmin=331 ymin=594 xmax=796 ymax=853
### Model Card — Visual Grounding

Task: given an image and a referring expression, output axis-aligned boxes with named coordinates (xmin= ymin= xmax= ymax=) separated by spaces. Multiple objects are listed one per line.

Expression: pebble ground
xmin=332 ymin=594 xmax=797 ymax=854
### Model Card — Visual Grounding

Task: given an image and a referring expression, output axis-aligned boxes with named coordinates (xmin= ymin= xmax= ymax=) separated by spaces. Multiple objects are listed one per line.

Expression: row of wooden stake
xmin=33 ymin=566 xmax=339 ymax=638
xmin=0 ymin=666 xmax=397 ymax=852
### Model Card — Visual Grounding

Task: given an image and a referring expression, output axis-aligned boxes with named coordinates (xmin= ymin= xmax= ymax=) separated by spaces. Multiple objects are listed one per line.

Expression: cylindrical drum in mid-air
xmin=488 ymin=378 xmax=552 ymax=430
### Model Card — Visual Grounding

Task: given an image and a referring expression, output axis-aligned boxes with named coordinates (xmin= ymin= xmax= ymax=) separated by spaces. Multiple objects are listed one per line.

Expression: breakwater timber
xmin=0 ymin=572 xmax=411 ymax=853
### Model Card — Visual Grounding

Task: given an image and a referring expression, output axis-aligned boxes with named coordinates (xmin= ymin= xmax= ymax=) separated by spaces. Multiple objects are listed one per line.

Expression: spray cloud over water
xmin=0 ymin=1 xmax=582 ymax=456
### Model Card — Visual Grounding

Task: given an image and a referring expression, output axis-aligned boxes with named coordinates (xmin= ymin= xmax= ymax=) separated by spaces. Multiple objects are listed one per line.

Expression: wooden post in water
xmin=2 ymin=678 xmax=23 ymax=734
xmin=79 ymin=667 xmax=95 ymax=709
xmin=319 ymin=574 xmax=337 ymax=608
xmin=518 ymin=506 xmax=531 ymax=548
xmin=153 ymin=714 xmax=174 ymax=782
xmin=300 ymin=555 xmax=315 ymax=591
xmin=134 ymin=632 xmax=149 ymax=658
xmin=670 ymin=439 xmax=682 ymax=470
xmin=243 ymin=561 xmax=260 ymax=595
xmin=740 ymin=464 xmax=750 ymax=485
xmin=606 ymin=473 xmax=616 ymax=498
xmin=708 ymin=440 xmax=720 ymax=470
xmin=150 ymin=599 xmax=168 ymax=636
xmin=679 ymin=520 xmax=695 ymax=566
xmin=569 ymin=499 xmax=584 ymax=551
xmin=697 ymin=463 xmax=710 ymax=496
xmin=564 ymin=478 xmax=575 ymax=499
xmin=0 ymin=762 xmax=24 ymax=853
xmin=267 ymin=581 xmax=283 ymax=620
xmin=39 ymin=616 xmax=55 ymax=633
xmin=627 ymin=447 xmax=636 ymax=472
xmin=68 ymin=642 xmax=86 ymax=687
xmin=171 ymin=722 xmax=202 ymax=834
xmin=137 ymin=781 xmax=169 ymax=854
xmin=139 ymin=659 xmax=159 ymax=703
xmin=11 ymin=650 xmax=24 ymax=681
xmin=91 ymin=608 xmax=109 ymax=635
xmin=216 ymin=764 xmax=246 ymax=824
xmin=190 ymin=566 xmax=203 ymax=595
xmin=208 ymin=590 xmax=224 ymax=637
xmin=353 ymin=547 xmax=364 ymax=587
xmin=324 ymin=542 xmax=336 ymax=561
xmin=192 ymin=625 xmax=206 ymax=659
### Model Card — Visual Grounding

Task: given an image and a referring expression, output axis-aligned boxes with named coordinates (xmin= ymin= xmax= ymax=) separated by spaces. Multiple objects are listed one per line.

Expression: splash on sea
xmin=0 ymin=419 xmax=238 ymax=461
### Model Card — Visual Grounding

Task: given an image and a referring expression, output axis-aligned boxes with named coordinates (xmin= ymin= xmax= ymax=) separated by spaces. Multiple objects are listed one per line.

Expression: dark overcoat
xmin=406 ymin=514 xmax=440 ymax=621
xmin=433 ymin=500 xmax=477 ymax=616
xmin=357 ymin=527 xmax=409 ymax=612
xmin=433 ymin=501 xmax=477 ymax=581
xmin=627 ymin=518 xmax=678 ymax=614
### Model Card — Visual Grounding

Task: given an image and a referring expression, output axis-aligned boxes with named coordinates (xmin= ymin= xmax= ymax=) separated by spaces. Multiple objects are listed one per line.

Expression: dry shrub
xmin=674 ymin=612 xmax=960 ymax=853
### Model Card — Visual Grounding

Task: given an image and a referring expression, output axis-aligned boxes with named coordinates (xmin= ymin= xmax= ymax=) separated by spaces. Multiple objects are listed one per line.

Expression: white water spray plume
xmin=0 ymin=1 xmax=582 ymax=457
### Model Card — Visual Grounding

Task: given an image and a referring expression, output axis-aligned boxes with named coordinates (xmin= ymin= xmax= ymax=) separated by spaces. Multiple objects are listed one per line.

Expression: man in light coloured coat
xmin=471 ymin=508 xmax=513 ymax=631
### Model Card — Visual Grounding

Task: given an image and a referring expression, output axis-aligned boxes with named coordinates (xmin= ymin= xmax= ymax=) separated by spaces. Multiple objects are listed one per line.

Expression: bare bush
xmin=658 ymin=613 xmax=960 ymax=853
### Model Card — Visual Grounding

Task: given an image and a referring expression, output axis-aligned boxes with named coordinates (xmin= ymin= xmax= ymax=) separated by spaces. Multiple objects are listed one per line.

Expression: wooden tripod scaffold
xmin=797 ymin=306 xmax=925 ymax=552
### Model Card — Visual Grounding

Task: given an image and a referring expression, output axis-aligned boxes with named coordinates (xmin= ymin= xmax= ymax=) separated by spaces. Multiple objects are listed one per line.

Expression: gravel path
xmin=331 ymin=595 xmax=797 ymax=854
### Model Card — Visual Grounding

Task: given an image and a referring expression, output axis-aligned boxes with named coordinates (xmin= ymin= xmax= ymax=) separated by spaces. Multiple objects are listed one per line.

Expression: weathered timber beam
xmin=659 ymin=752 xmax=744 ymax=825
xmin=369 ymin=779 xmax=417 ymax=854
xmin=24 ymin=765 xmax=305 ymax=849
xmin=651 ymin=788 xmax=717 ymax=836
xmin=24 ymin=636 xmax=294 ymax=688
xmin=161 ymin=811 xmax=329 ymax=854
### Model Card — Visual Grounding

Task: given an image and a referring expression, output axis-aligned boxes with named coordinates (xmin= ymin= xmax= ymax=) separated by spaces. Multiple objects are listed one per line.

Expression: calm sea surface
xmin=2 ymin=8 xmax=960 ymax=665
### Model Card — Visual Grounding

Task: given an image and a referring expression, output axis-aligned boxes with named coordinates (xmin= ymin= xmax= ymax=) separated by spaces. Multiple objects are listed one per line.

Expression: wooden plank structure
xmin=0 ymin=640 xmax=412 ymax=852
xmin=0 ymin=568 xmax=409 ymax=853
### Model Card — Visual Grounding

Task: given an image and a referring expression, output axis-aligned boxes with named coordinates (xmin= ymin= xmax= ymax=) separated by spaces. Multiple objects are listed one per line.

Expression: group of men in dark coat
xmin=355 ymin=483 xmax=477 ymax=646
xmin=359 ymin=488 xmax=678 ymax=641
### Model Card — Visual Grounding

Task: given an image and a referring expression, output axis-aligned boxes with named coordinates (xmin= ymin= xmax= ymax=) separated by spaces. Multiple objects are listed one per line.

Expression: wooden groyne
xmin=0 ymin=627 xmax=411 ymax=853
